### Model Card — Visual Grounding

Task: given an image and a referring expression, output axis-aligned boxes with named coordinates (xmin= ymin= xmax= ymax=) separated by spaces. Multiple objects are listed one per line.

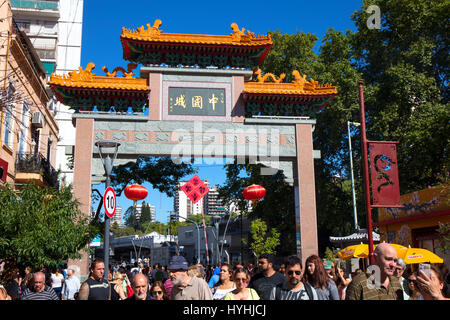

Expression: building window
xmin=3 ymin=84 xmax=16 ymax=149
xmin=413 ymin=226 xmax=440 ymax=253
xmin=18 ymin=101 xmax=30 ymax=154
xmin=36 ymin=50 xmax=56 ymax=60
xmin=43 ymin=21 xmax=57 ymax=34
xmin=15 ymin=20 xmax=30 ymax=33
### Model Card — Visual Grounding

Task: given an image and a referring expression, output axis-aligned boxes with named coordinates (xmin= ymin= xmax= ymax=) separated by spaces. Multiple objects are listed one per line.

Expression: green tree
xmin=218 ymin=161 xmax=295 ymax=256
xmin=257 ymin=0 xmax=449 ymax=255
xmin=110 ymin=222 xmax=137 ymax=237
xmin=437 ymin=222 xmax=450 ymax=254
xmin=324 ymin=247 xmax=335 ymax=262
xmin=124 ymin=205 xmax=140 ymax=230
xmin=260 ymin=28 xmax=363 ymax=253
xmin=0 ymin=184 xmax=97 ymax=270
xmin=140 ymin=202 xmax=152 ymax=226
xmin=261 ymin=30 xmax=319 ymax=82
xmin=350 ymin=0 xmax=449 ymax=193
xmin=110 ymin=156 xmax=196 ymax=197
xmin=91 ymin=156 xmax=196 ymax=224
xmin=245 ymin=218 xmax=280 ymax=258
xmin=189 ymin=213 xmax=210 ymax=226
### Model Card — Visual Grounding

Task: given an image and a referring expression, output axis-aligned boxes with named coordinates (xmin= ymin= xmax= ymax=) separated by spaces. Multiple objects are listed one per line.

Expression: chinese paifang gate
xmin=49 ymin=19 xmax=337 ymax=276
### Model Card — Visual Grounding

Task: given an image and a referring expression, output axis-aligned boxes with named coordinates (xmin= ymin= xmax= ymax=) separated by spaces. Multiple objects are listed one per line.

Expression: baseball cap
xmin=168 ymin=255 xmax=189 ymax=270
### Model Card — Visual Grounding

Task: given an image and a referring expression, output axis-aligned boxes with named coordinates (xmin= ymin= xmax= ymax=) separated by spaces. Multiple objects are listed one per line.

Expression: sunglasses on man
xmin=287 ymin=270 xmax=301 ymax=276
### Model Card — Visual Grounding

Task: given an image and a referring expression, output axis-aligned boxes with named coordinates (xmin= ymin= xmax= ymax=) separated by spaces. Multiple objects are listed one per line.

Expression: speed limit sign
xmin=103 ymin=187 xmax=116 ymax=218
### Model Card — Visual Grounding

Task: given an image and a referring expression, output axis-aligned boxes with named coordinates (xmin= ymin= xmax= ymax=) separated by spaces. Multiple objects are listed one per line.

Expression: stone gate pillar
xmin=295 ymin=123 xmax=318 ymax=264
xmin=69 ymin=118 xmax=94 ymax=278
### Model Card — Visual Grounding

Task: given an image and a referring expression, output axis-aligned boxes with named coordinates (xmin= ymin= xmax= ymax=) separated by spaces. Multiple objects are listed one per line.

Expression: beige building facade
xmin=0 ymin=1 xmax=58 ymax=189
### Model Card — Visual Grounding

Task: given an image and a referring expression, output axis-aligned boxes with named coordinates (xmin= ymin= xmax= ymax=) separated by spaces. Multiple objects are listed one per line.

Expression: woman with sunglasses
xmin=407 ymin=272 xmax=421 ymax=300
xmin=224 ymin=268 xmax=259 ymax=300
xmin=212 ymin=263 xmax=235 ymax=300
xmin=150 ymin=281 xmax=169 ymax=300
xmin=303 ymin=255 xmax=339 ymax=300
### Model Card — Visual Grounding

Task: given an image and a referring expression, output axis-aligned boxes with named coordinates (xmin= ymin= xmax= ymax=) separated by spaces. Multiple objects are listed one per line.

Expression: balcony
xmin=15 ymin=152 xmax=59 ymax=189
xmin=11 ymin=0 xmax=60 ymax=18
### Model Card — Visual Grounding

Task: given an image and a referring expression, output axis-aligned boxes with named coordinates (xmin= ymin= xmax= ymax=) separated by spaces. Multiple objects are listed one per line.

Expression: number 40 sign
xmin=103 ymin=187 xmax=116 ymax=218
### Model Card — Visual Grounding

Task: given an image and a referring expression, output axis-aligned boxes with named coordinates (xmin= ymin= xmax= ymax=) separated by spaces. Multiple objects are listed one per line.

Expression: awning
xmin=329 ymin=228 xmax=380 ymax=244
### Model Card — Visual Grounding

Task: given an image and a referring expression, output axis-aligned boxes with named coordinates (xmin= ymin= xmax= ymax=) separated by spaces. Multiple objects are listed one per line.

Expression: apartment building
xmin=11 ymin=0 xmax=83 ymax=185
xmin=0 ymin=1 xmax=59 ymax=189
xmin=173 ymin=180 xmax=205 ymax=221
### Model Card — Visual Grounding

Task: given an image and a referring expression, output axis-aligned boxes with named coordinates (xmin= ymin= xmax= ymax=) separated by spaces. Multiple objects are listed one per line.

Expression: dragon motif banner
xmin=369 ymin=141 xmax=401 ymax=207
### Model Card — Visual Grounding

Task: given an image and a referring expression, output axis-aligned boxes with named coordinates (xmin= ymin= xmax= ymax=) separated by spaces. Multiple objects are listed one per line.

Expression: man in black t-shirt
xmin=248 ymin=254 xmax=285 ymax=300
xmin=78 ymin=258 xmax=110 ymax=300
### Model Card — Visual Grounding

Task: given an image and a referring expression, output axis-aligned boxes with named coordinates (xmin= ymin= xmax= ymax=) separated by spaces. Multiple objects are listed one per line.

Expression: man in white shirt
xmin=61 ymin=268 xmax=81 ymax=300
xmin=394 ymin=258 xmax=409 ymax=300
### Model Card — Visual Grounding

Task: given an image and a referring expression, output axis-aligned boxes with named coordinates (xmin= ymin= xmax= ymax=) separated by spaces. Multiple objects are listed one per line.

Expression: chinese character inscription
xmin=169 ymin=87 xmax=225 ymax=116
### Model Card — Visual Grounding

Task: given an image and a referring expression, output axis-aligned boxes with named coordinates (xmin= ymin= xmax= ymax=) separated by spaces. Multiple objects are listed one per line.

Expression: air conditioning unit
xmin=32 ymin=111 xmax=44 ymax=128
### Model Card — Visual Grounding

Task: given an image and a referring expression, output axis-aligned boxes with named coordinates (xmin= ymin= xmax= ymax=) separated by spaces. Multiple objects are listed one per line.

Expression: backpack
xmin=275 ymin=282 xmax=314 ymax=300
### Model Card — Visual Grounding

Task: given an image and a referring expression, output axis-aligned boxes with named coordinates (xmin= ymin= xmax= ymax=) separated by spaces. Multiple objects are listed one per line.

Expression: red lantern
xmin=243 ymin=184 xmax=266 ymax=205
xmin=124 ymin=184 xmax=148 ymax=203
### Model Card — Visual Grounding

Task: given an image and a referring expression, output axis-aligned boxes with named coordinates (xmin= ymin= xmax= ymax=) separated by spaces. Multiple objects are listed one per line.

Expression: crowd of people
xmin=1 ymin=243 xmax=449 ymax=301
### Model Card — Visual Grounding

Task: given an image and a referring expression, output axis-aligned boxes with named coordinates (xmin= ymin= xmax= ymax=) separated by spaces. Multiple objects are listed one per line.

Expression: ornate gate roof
xmin=49 ymin=19 xmax=337 ymax=117
xmin=121 ymin=20 xmax=273 ymax=68
xmin=50 ymin=62 xmax=149 ymax=112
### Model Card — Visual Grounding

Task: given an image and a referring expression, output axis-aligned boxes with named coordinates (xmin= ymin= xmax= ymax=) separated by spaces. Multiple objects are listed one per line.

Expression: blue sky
xmin=82 ymin=0 xmax=363 ymax=223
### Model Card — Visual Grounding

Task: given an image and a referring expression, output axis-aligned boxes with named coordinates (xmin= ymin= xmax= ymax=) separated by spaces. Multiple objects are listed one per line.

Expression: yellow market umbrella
xmin=336 ymin=244 xmax=369 ymax=260
xmin=399 ymin=247 xmax=444 ymax=264
xmin=362 ymin=243 xmax=408 ymax=258
xmin=386 ymin=243 xmax=408 ymax=256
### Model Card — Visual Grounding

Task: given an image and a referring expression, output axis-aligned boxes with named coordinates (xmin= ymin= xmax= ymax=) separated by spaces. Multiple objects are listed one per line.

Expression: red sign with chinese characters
xmin=369 ymin=141 xmax=401 ymax=207
xmin=180 ymin=175 xmax=209 ymax=204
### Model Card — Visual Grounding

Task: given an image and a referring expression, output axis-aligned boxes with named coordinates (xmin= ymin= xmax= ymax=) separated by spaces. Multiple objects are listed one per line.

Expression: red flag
xmin=369 ymin=142 xmax=402 ymax=207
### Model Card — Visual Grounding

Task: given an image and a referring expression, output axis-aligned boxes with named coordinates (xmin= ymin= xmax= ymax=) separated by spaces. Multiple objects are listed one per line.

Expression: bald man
xmin=346 ymin=243 xmax=403 ymax=300
xmin=21 ymin=272 xmax=59 ymax=300
xmin=126 ymin=273 xmax=152 ymax=300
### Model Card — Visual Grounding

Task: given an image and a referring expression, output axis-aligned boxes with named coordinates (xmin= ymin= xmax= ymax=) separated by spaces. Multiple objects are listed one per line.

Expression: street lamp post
xmin=220 ymin=211 xmax=232 ymax=263
xmin=347 ymin=121 xmax=360 ymax=231
xmin=174 ymin=215 xmax=200 ymax=265
xmin=95 ymin=139 xmax=120 ymax=280
xmin=211 ymin=216 xmax=222 ymax=265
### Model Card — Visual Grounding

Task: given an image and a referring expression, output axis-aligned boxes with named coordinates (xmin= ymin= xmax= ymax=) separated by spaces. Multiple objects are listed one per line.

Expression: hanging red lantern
xmin=243 ymin=184 xmax=266 ymax=205
xmin=124 ymin=184 xmax=148 ymax=203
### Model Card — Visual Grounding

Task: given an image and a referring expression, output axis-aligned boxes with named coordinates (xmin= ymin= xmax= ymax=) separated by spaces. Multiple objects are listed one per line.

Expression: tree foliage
xmin=351 ymin=0 xmax=449 ymax=193
xmin=0 ymin=184 xmax=97 ymax=270
xmin=244 ymin=218 xmax=280 ymax=258
xmin=218 ymin=161 xmax=295 ymax=256
xmin=91 ymin=156 xmax=196 ymax=225
xmin=437 ymin=222 xmax=450 ymax=254
xmin=110 ymin=156 xmax=196 ymax=197
xmin=222 ymin=0 xmax=448 ymax=255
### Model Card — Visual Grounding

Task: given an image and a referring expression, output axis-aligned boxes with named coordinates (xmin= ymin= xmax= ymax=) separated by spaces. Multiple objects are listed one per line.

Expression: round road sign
xmin=103 ymin=187 xmax=116 ymax=218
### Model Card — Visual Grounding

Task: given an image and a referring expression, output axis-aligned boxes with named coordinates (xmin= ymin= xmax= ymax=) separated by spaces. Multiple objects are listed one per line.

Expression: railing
xmin=16 ymin=152 xmax=59 ymax=188
xmin=10 ymin=0 xmax=59 ymax=11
